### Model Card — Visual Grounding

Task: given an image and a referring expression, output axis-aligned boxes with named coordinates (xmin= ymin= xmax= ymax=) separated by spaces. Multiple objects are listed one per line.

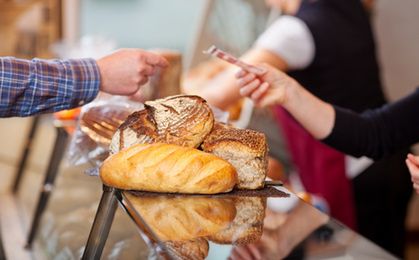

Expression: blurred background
xmin=1 ymin=0 xmax=419 ymax=259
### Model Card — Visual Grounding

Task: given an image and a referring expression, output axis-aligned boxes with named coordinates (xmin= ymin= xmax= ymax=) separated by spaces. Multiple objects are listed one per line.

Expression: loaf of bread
xmin=101 ymin=143 xmax=238 ymax=194
xmin=110 ymin=95 xmax=214 ymax=154
xmin=109 ymin=109 xmax=159 ymax=154
xmin=125 ymin=193 xmax=236 ymax=241
xmin=208 ymin=197 xmax=266 ymax=245
xmin=202 ymin=122 xmax=268 ymax=189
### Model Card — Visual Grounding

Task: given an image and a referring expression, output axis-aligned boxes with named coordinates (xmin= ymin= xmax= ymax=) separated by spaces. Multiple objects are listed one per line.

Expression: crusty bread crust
xmin=202 ymin=123 xmax=267 ymax=157
xmin=145 ymin=95 xmax=214 ymax=148
xmin=110 ymin=95 xmax=214 ymax=154
xmin=101 ymin=143 xmax=238 ymax=194
xmin=202 ymin=123 xmax=268 ymax=189
xmin=109 ymin=109 xmax=158 ymax=154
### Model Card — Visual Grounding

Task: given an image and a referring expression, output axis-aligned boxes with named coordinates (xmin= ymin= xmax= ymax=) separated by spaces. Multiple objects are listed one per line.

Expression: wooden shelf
xmin=0 ymin=0 xmax=62 ymax=58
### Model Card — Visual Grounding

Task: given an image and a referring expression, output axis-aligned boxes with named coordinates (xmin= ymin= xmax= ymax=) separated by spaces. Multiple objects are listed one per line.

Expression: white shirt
xmin=255 ymin=15 xmax=315 ymax=70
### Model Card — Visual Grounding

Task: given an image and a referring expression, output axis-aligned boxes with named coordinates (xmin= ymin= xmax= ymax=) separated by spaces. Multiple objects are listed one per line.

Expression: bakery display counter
xmin=82 ymin=185 xmax=397 ymax=259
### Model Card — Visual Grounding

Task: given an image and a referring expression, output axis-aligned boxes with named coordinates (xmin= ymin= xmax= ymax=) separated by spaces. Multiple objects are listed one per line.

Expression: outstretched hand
xmin=235 ymin=63 xmax=298 ymax=108
xmin=406 ymin=153 xmax=419 ymax=194
xmin=97 ymin=49 xmax=169 ymax=96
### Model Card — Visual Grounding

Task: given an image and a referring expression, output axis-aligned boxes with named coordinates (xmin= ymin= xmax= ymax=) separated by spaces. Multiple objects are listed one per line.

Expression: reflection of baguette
xmin=101 ymin=143 xmax=238 ymax=194
xmin=126 ymin=194 xmax=236 ymax=241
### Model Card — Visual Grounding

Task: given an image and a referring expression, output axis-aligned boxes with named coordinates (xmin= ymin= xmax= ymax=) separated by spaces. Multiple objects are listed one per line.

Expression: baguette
xmin=100 ymin=143 xmax=238 ymax=194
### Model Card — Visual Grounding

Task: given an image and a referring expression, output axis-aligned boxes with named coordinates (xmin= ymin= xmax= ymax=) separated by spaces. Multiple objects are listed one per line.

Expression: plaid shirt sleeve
xmin=0 ymin=57 xmax=100 ymax=117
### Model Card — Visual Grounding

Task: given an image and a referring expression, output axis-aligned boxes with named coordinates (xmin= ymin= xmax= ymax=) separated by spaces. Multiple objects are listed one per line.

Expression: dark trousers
xmin=353 ymin=148 xmax=413 ymax=258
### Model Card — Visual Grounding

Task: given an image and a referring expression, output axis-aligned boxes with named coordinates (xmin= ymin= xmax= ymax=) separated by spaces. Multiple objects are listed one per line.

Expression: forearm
xmin=323 ymin=92 xmax=419 ymax=159
xmin=282 ymin=81 xmax=336 ymax=139
xmin=0 ymin=57 xmax=100 ymax=117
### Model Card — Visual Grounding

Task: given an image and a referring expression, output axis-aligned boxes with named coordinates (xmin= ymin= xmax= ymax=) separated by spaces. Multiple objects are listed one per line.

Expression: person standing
xmin=186 ymin=0 xmax=411 ymax=256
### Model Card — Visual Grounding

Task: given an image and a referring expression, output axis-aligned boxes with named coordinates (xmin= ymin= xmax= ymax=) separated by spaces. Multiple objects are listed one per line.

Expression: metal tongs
xmin=203 ymin=45 xmax=267 ymax=75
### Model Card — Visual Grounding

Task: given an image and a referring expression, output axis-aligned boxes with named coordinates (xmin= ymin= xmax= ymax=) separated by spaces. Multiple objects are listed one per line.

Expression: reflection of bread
xmin=101 ymin=143 xmax=238 ymax=194
xmin=165 ymin=238 xmax=209 ymax=260
xmin=208 ymin=197 xmax=266 ymax=245
xmin=202 ymin=123 xmax=268 ymax=189
xmin=126 ymin=194 xmax=236 ymax=241
xmin=110 ymin=95 xmax=214 ymax=154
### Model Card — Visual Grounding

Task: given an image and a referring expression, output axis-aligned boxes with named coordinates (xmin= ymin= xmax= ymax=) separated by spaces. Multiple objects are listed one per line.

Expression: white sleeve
xmin=255 ymin=15 xmax=315 ymax=70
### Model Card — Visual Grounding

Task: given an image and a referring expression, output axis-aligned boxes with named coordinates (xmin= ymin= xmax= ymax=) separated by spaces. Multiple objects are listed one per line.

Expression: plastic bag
xmin=66 ymin=95 xmax=143 ymax=167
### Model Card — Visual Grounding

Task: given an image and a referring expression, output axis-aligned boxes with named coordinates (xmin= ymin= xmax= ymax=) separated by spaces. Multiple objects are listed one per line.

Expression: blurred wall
xmin=80 ymin=0 xmax=204 ymax=52
xmin=374 ymin=0 xmax=419 ymax=100
xmin=79 ymin=0 xmax=419 ymax=97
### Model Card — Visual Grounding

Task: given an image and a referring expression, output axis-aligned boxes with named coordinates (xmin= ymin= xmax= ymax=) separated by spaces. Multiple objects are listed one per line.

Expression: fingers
xmin=235 ymin=69 xmax=249 ymax=79
xmin=229 ymin=245 xmax=258 ymax=260
xmin=406 ymin=155 xmax=419 ymax=181
xmin=405 ymin=159 xmax=417 ymax=179
xmin=251 ymin=82 xmax=270 ymax=101
xmin=139 ymin=64 xmax=157 ymax=76
xmin=245 ymin=244 xmax=262 ymax=260
xmin=407 ymin=153 xmax=419 ymax=165
xmin=237 ymin=72 xmax=256 ymax=87
xmin=239 ymin=78 xmax=261 ymax=96
xmin=144 ymin=53 xmax=169 ymax=67
xmin=406 ymin=158 xmax=419 ymax=194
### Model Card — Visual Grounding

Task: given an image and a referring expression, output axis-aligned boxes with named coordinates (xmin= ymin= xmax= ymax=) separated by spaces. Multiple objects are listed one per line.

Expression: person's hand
xmin=97 ymin=49 xmax=169 ymax=96
xmin=229 ymin=244 xmax=262 ymax=260
xmin=406 ymin=153 xmax=419 ymax=194
xmin=229 ymin=229 xmax=291 ymax=260
xmin=235 ymin=63 xmax=299 ymax=108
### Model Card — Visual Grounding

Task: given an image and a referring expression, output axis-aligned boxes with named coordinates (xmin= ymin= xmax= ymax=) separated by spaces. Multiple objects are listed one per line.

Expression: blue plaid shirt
xmin=0 ymin=57 xmax=100 ymax=117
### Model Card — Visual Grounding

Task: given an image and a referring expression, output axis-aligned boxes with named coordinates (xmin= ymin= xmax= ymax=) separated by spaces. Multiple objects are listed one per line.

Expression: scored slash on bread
xmin=106 ymin=94 xmax=270 ymax=192
xmin=202 ymin=122 xmax=268 ymax=189
xmin=101 ymin=143 xmax=238 ymax=194
xmin=110 ymin=95 xmax=214 ymax=154
xmin=110 ymin=109 xmax=159 ymax=154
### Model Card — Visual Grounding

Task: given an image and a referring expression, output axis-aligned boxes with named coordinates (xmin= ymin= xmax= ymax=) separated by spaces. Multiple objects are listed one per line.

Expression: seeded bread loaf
xmin=202 ymin=122 xmax=268 ymax=189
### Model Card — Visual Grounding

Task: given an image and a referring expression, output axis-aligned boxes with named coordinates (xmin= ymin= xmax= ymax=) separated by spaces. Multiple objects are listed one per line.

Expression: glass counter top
xmin=116 ymin=186 xmax=397 ymax=260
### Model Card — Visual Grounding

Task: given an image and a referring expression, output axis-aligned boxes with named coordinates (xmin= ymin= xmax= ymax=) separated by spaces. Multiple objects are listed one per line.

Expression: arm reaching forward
xmin=236 ymin=64 xmax=419 ymax=160
xmin=236 ymin=64 xmax=335 ymax=140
